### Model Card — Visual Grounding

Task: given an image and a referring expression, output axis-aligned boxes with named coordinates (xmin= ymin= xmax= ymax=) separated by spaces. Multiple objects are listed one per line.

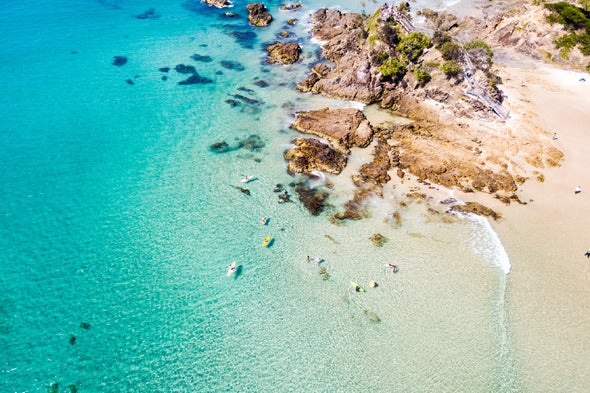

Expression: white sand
xmin=491 ymin=63 xmax=590 ymax=388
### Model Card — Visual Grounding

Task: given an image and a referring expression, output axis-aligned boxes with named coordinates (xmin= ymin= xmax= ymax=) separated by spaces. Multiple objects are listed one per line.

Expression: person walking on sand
xmin=575 ymin=185 xmax=582 ymax=194
xmin=306 ymin=256 xmax=310 ymax=263
xmin=552 ymin=132 xmax=557 ymax=140
xmin=585 ymin=250 xmax=590 ymax=258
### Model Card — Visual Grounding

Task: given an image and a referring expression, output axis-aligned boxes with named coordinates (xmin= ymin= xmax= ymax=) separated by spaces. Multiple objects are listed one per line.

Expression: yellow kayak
xmin=262 ymin=236 xmax=270 ymax=247
xmin=350 ymin=281 xmax=365 ymax=292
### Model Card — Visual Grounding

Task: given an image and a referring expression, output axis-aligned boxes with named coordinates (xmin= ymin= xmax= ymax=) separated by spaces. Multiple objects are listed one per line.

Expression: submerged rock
xmin=225 ymin=99 xmax=240 ymax=107
xmin=265 ymin=41 xmax=301 ymax=64
xmin=174 ymin=64 xmax=196 ymax=74
xmin=68 ymin=334 xmax=76 ymax=345
xmin=159 ymin=67 xmax=170 ymax=72
xmin=135 ymin=8 xmax=160 ymax=19
xmin=369 ymin=233 xmax=389 ymax=247
xmin=209 ymin=141 xmax=232 ymax=153
xmin=220 ymin=60 xmax=245 ymax=71
xmin=232 ymin=185 xmax=251 ymax=196
xmin=191 ymin=53 xmax=213 ymax=62
xmin=247 ymin=3 xmax=273 ymax=26
xmin=125 ymin=78 xmax=134 ymax=85
xmin=238 ymin=134 xmax=265 ymax=151
xmin=233 ymin=94 xmax=262 ymax=105
xmin=254 ymin=80 xmax=269 ymax=87
xmin=178 ymin=73 xmax=213 ymax=85
xmin=294 ymin=182 xmax=329 ymax=216
xmin=112 ymin=56 xmax=127 ymax=66
xmin=363 ymin=309 xmax=381 ymax=323
xmin=79 ymin=322 xmax=91 ymax=330
xmin=284 ymin=138 xmax=347 ymax=175
xmin=229 ymin=31 xmax=257 ymax=49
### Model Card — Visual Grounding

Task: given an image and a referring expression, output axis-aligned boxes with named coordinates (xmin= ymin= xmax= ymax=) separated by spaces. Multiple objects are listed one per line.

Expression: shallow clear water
xmin=0 ymin=0 xmax=518 ymax=391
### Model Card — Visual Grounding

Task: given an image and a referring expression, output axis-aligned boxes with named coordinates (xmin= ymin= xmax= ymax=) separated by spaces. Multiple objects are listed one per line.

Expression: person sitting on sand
xmin=575 ymin=185 xmax=582 ymax=194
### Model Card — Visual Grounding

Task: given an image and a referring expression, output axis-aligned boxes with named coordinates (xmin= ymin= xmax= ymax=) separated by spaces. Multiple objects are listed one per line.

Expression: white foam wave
xmin=465 ymin=213 xmax=511 ymax=274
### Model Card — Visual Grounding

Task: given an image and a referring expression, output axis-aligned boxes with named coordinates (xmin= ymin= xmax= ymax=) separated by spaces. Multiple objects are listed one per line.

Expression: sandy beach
xmin=491 ymin=62 xmax=590 ymax=388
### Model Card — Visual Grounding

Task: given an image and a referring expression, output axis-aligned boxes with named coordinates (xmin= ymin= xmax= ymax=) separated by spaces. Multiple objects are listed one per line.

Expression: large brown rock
xmin=290 ymin=108 xmax=373 ymax=154
xmin=247 ymin=3 xmax=273 ymax=26
xmin=265 ymin=42 xmax=301 ymax=64
xmin=284 ymin=138 xmax=348 ymax=175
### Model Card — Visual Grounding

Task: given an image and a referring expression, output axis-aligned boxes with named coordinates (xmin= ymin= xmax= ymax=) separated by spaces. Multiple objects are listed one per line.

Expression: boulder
xmin=284 ymin=138 xmax=348 ymax=175
xmin=265 ymin=42 xmax=301 ymax=64
xmin=247 ymin=3 xmax=273 ymax=26
xmin=290 ymin=108 xmax=374 ymax=153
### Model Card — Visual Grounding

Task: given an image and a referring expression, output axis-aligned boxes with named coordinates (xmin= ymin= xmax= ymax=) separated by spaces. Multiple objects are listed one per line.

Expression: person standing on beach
xmin=575 ymin=185 xmax=582 ymax=194
xmin=584 ymin=250 xmax=590 ymax=258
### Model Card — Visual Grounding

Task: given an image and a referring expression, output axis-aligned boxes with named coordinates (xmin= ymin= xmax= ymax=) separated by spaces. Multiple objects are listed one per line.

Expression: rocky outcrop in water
xmin=284 ymin=138 xmax=347 ymax=175
xmin=265 ymin=42 xmax=301 ymax=64
xmin=247 ymin=3 xmax=273 ymax=27
xmin=204 ymin=0 xmax=232 ymax=8
xmin=290 ymin=108 xmax=373 ymax=154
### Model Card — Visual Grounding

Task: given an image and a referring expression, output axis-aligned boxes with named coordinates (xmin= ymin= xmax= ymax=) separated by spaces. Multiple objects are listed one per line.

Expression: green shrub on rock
xmin=397 ymin=32 xmax=432 ymax=62
xmin=442 ymin=60 xmax=462 ymax=77
xmin=414 ymin=67 xmax=432 ymax=84
xmin=438 ymin=41 xmax=462 ymax=60
xmin=379 ymin=57 xmax=407 ymax=78
xmin=463 ymin=40 xmax=494 ymax=58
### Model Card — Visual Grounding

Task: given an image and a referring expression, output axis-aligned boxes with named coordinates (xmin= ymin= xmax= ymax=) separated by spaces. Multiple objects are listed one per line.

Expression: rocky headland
xmin=286 ymin=3 xmax=571 ymax=221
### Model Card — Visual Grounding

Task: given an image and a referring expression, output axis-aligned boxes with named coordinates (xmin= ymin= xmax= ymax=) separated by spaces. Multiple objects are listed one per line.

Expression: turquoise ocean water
xmin=0 ymin=0 xmax=518 ymax=391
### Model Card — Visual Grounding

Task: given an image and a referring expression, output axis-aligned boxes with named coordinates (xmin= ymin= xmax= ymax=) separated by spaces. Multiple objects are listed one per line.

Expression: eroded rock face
xmin=290 ymin=108 xmax=373 ymax=153
xmin=265 ymin=42 xmax=301 ymax=64
xmin=247 ymin=3 xmax=273 ymax=26
xmin=284 ymin=138 xmax=348 ymax=175
xmin=310 ymin=8 xmax=362 ymax=40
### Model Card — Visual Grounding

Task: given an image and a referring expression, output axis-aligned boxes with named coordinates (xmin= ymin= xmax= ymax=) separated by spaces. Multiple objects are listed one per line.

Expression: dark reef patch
xmin=293 ymin=182 xmax=329 ymax=216
xmin=178 ymin=73 xmax=213 ymax=85
xmin=233 ymin=94 xmax=262 ymax=105
xmin=210 ymin=141 xmax=232 ymax=153
xmin=254 ymin=80 xmax=269 ymax=87
xmin=225 ymin=99 xmax=240 ymax=107
xmin=159 ymin=67 xmax=170 ymax=72
xmin=229 ymin=30 xmax=257 ymax=49
xmin=113 ymin=56 xmax=127 ymax=66
xmin=175 ymin=64 xmax=197 ymax=74
xmin=220 ymin=60 xmax=245 ymax=71
xmin=238 ymin=134 xmax=265 ymax=151
xmin=191 ymin=53 xmax=213 ymax=62
xmin=135 ymin=8 xmax=160 ymax=19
